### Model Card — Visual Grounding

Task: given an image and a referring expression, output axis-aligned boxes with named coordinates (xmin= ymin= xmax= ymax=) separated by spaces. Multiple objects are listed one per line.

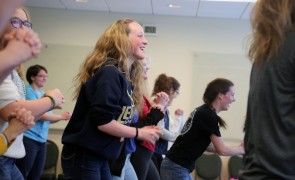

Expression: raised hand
xmin=174 ymin=109 xmax=184 ymax=116
xmin=3 ymin=28 xmax=41 ymax=60
xmin=153 ymin=92 xmax=169 ymax=112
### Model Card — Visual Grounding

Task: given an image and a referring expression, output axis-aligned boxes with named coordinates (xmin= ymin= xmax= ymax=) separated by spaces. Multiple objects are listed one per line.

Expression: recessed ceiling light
xmin=168 ymin=4 xmax=182 ymax=8
xmin=75 ymin=0 xmax=88 ymax=3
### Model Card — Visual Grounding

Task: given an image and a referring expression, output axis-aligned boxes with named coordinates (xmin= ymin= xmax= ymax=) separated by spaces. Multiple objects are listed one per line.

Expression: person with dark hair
xmin=240 ymin=0 xmax=295 ymax=179
xmin=160 ymin=78 xmax=244 ymax=180
xmin=16 ymin=64 xmax=71 ymax=180
xmin=25 ymin=64 xmax=47 ymax=84
xmin=151 ymin=73 xmax=184 ymax=175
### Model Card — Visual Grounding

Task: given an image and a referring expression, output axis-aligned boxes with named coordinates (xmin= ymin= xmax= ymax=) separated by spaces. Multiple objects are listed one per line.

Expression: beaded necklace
xmin=11 ymin=70 xmax=26 ymax=100
xmin=21 ymin=79 xmax=26 ymax=97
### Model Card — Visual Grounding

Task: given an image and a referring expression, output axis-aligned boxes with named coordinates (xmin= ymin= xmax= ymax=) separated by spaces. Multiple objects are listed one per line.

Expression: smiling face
xmin=128 ymin=22 xmax=148 ymax=60
xmin=219 ymin=85 xmax=235 ymax=111
xmin=31 ymin=69 xmax=47 ymax=88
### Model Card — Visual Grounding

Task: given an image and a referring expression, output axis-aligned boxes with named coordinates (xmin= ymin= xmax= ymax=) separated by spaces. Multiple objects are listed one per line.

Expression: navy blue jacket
xmin=62 ymin=65 xmax=134 ymax=160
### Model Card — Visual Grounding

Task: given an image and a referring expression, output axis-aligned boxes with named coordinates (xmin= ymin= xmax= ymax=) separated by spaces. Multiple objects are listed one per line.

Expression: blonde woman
xmin=61 ymin=19 xmax=162 ymax=179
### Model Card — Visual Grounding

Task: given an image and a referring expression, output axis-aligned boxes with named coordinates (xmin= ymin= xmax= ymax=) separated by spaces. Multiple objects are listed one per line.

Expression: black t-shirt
xmin=166 ymin=104 xmax=221 ymax=172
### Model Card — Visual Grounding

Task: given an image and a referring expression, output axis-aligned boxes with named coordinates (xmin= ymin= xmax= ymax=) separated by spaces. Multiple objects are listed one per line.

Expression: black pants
xmin=131 ymin=145 xmax=160 ymax=180
xmin=151 ymin=152 xmax=163 ymax=175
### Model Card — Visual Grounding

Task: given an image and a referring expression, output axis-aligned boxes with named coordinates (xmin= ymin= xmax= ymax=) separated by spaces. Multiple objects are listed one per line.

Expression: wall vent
xmin=143 ymin=24 xmax=158 ymax=36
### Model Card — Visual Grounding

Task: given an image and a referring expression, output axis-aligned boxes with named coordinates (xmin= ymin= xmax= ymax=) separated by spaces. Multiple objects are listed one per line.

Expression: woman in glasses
xmin=0 ymin=6 xmax=39 ymax=84
xmin=0 ymin=7 xmax=65 ymax=180
xmin=15 ymin=64 xmax=71 ymax=180
xmin=151 ymin=74 xmax=183 ymax=175
xmin=0 ymin=2 xmax=40 ymax=162
xmin=10 ymin=16 xmax=32 ymax=29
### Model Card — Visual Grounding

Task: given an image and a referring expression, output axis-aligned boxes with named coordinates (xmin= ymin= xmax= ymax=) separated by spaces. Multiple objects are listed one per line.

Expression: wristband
xmin=134 ymin=127 xmax=138 ymax=139
xmin=1 ymin=133 xmax=9 ymax=145
xmin=44 ymin=95 xmax=55 ymax=110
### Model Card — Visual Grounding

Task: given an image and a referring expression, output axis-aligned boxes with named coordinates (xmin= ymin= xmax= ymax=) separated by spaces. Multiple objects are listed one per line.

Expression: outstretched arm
xmin=0 ymin=89 xmax=64 ymax=121
xmin=39 ymin=111 xmax=71 ymax=123
xmin=207 ymin=134 xmax=244 ymax=156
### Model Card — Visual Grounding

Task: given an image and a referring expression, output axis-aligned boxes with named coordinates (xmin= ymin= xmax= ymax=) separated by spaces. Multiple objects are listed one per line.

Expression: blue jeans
xmin=16 ymin=136 xmax=46 ymax=180
xmin=112 ymin=154 xmax=137 ymax=180
xmin=0 ymin=156 xmax=24 ymax=180
xmin=160 ymin=157 xmax=192 ymax=180
xmin=61 ymin=144 xmax=112 ymax=180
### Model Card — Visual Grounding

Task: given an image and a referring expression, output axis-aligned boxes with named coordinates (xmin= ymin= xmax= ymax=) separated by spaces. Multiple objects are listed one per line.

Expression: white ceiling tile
xmin=106 ymin=0 xmax=152 ymax=14
xmin=197 ymin=1 xmax=248 ymax=19
xmin=152 ymin=0 xmax=199 ymax=16
xmin=60 ymin=0 xmax=109 ymax=11
xmin=240 ymin=2 xmax=254 ymax=19
xmin=25 ymin=0 xmax=66 ymax=9
xmin=24 ymin=0 xmax=255 ymax=19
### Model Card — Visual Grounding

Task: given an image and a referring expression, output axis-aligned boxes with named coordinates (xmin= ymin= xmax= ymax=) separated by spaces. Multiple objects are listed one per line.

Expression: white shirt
xmin=0 ymin=70 xmax=25 ymax=158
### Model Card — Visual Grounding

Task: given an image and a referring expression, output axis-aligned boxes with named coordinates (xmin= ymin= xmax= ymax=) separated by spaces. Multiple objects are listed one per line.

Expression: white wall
xmin=24 ymin=7 xmax=252 ymax=179
xmin=27 ymin=7 xmax=251 ymax=125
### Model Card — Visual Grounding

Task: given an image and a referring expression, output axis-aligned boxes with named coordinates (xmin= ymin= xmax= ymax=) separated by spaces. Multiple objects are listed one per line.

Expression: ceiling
xmin=24 ymin=0 xmax=255 ymax=20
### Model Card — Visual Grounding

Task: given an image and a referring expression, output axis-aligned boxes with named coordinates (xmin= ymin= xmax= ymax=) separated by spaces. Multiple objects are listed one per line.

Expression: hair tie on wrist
xmin=2 ymin=132 xmax=9 ymax=145
xmin=134 ymin=127 xmax=138 ymax=139
xmin=44 ymin=95 xmax=55 ymax=110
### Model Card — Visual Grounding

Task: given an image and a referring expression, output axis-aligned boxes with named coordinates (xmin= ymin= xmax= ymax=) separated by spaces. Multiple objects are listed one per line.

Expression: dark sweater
xmin=62 ymin=65 xmax=134 ymax=160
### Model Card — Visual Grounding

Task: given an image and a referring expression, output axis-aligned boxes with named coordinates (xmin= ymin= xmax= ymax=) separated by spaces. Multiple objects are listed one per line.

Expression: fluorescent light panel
xmin=75 ymin=0 xmax=88 ymax=3
xmin=168 ymin=4 xmax=182 ymax=8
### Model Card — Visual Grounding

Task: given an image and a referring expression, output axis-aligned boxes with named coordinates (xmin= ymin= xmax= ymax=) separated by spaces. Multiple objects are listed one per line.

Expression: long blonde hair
xmin=248 ymin=0 xmax=295 ymax=66
xmin=73 ymin=18 xmax=143 ymax=111
xmin=136 ymin=57 xmax=152 ymax=115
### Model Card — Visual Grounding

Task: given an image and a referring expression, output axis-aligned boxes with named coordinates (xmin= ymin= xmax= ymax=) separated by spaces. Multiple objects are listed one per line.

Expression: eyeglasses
xmin=173 ymin=90 xmax=180 ymax=95
xmin=10 ymin=17 xmax=32 ymax=29
xmin=36 ymin=75 xmax=48 ymax=78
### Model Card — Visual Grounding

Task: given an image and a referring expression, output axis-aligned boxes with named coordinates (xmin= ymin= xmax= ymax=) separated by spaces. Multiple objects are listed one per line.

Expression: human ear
xmin=218 ymin=93 xmax=223 ymax=100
